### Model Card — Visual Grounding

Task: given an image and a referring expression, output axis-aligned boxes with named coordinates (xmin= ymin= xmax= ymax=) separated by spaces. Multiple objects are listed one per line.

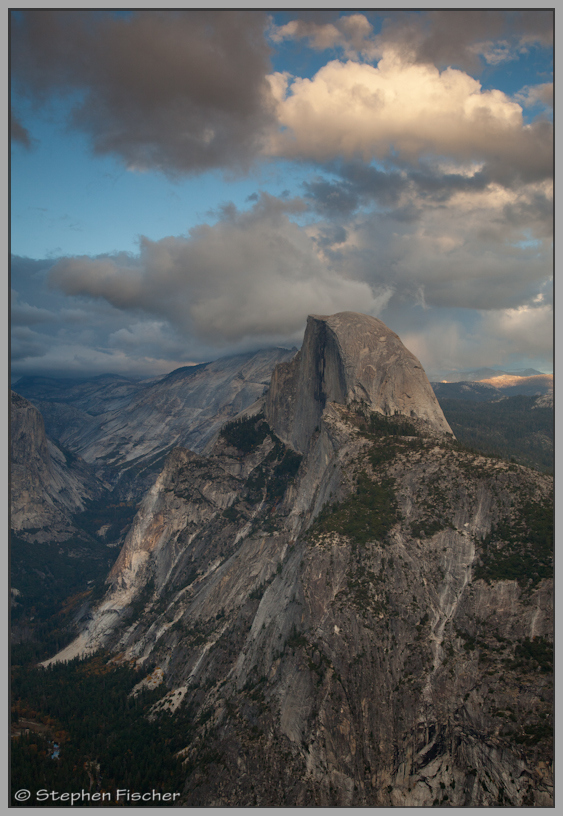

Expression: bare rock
xmin=265 ymin=312 xmax=452 ymax=452
xmin=10 ymin=391 xmax=102 ymax=540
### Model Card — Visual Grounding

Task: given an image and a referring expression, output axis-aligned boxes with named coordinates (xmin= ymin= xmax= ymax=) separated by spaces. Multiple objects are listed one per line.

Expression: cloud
xmin=514 ymin=82 xmax=553 ymax=109
xmin=269 ymin=10 xmax=552 ymax=73
xmin=303 ymin=160 xmax=499 ymax=220
xmin=11 ymin=110 xmax=34 ymax=147
xmin=11 ymin=290 xmax=56 ymax=326
xmin=9 ymin=10 xmax=553 ymax=381
xmin=269 ymin=13 xmax=378 ymax=60
xmin=389 ymin=300 xmax=552 ymax=379
xmin=11 ymin=9 xmax=276 ymax=176
xmin=11 ymin=331 xmax=189 ymax=381
xmin=42 ymin=180 xmax=550 ymax=374
xmin=303 ymin=177 xmax=362 ymax=218
xmin=47 ymin=194 xmax=391 ymax=349
xmin=11 ymin=163 xmax=552 ymax=379
xmin=298 ymin=165 xmax=552 ymax=355
xmin=267 ymin=56 xmax=552 ymax=185
xmin=11 ymin=326 xmax=49 ymax=362
xmin=470 ymin=40 xmax=513 ymax=66
xmin=374 ymin=9 xmax=552 ymax=72
xmin=339 ymin=179 xmax=552 ymax=312
xmin=11 ymin=9 xmax=552 ymax=183
xmin=480 ymin=304 xmax=553 ymax=360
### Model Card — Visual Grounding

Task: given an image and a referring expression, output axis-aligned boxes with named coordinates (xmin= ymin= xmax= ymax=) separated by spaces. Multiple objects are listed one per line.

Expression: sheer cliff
xmin=44 ymin=313 xmax=553 ymax=806
xmin=10 ymin=391 xmax=103 ymax=541
xmin=265 ymin=312 xmax=452 ymax=452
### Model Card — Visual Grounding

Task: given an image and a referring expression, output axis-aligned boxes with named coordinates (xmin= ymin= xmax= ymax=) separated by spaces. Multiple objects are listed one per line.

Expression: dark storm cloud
xmin=10 ymin=110 xmax=32 ymax=147
xmin=11 ymin=9 xmax=276 ymax=175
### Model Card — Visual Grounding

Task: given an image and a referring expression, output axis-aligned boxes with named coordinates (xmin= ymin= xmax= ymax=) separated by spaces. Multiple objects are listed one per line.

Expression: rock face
xmin=47 ymin=313 xmax=553 ymax=806
xmin=265 ymin=312 xmax=452 ymax=452
xmin=10 ymin=391 xmax=103 ymax=541
xmin=16 ymin=348 xmax=296 ymax=498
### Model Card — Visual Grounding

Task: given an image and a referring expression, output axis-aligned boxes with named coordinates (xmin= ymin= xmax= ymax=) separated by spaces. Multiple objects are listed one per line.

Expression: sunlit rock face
xmin=265 ymin=312 xmax=453 ymax=452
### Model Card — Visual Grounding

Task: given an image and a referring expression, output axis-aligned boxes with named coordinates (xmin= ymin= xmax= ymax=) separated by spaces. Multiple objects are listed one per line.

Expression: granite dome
xmin=265 ymin=311 xmax=453 ymax=452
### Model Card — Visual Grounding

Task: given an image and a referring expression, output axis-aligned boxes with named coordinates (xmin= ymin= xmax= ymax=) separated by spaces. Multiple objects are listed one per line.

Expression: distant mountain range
xmin=14 ymin=347 xmax=296 ymax=499
xmin=437 ymin=367 xmax=545 ymax=382
xmin=431 ymin=376 xmax=553 ymax=402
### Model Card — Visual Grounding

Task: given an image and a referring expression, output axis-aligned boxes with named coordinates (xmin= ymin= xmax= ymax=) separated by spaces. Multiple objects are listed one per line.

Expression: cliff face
xmin=265 ymin=312 xmax=452 ymax=453
xmin=45 ymin=313 xmax=553 ymax=806
xmin=16 ymin=348 xmax=296 ymax=498
xmin=10 ymin=391 xmax=103 ymax=541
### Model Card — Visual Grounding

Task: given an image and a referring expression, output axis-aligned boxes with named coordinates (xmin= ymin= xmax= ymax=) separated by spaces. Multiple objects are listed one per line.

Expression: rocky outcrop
xmin=10 ymin=391 xmax=103 ymax=541
xmin=265 ymin=312 xmax=452 ymax=452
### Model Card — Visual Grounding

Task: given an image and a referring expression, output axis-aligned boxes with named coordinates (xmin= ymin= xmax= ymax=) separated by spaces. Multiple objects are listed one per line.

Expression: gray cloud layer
xmin=12 ymin=10 xmax=275 ymax=175
xmin=47 ymin=194 xmax=390 ymax=348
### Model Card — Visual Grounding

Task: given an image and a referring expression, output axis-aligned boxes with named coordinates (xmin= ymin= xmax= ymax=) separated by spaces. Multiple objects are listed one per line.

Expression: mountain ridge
xmin=47 ymin=403 xmax=553 ymax=805
xmin=39 ymin=312 xmax=552 ymax=806
xmin=15 ymin=347 xmax=297 ymax=499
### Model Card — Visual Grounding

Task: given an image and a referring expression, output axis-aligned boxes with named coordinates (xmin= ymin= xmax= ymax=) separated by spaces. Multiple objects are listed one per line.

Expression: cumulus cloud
xmin=303 ymin=160 xmax=500 ymax=219
xmin=12 ymin=165 xmax=552 ymax=378
xmin=11 ymin=9 xmax=275 ymax=176
xmin=267 ymin=56 xmax=552 ymax=185
xmin=48 ymin=194 xmax=391 ymax=349
xmin=11 ymin=9 xmax=552 ymax=183
xmin=43 ymin=178 xmax=551 ymax=375
xmin=326 ymin=178 xmax=553 ymax=313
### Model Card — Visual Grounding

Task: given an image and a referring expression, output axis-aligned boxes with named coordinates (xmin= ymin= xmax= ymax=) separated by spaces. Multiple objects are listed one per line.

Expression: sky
xmin=10 ymin=7 xmax=554 ymax=383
